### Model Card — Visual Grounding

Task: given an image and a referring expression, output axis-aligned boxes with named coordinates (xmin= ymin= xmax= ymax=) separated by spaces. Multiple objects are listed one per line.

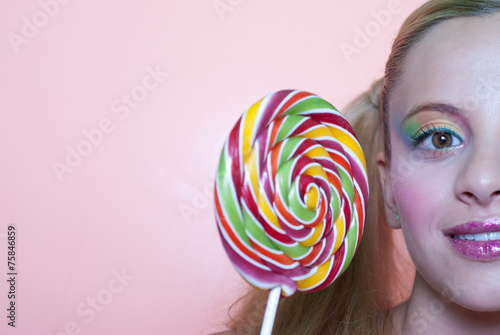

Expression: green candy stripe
xmin=242 ymin=204 xmax=277 ymax=250
xmin=337 ymin=167 xmax=355 ymax=204
xmin=277 ymin=137 xmax=304 ymax=167
xmin=275 ymin=115 xmax=308 ymax=144
xmin=338 ymin=215 xmax=359 ymax=275
xmin=275 ymin=158 xmax=295 ymax=206
xmin=216 ymin=145 xmax=249 ymax=245
xmin=329 ymin=184 xmax=341 ymax=222
xmin=282 ymin=96 xmax=337 ymax=116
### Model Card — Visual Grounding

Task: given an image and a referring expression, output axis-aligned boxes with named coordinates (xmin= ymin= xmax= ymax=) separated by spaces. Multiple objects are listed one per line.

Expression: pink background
xmin=1 ymin=0 xmax=425 ymax=334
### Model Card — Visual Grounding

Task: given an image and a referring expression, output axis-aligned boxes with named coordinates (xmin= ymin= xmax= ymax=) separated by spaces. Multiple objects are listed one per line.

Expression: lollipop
xmin=214 ymin=90 xmax=368 ymax=334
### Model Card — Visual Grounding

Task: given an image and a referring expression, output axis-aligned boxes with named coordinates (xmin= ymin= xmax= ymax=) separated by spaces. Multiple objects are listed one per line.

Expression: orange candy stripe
xmin=274 ymin=190 xmax=299 ymax=227
xmin=269 ymin=116 xmax=285 ymax=150
xmin=302 ymin=197 xmax=326 ymax=228
xmin=214 ymin=187 xmax=263 ymax=265
xmin=298 ymin=241 xmax=323 ymax=266
xmin=276 ymin=91 xmax=313 ymax=117
xmin=250 ymin=239 xmax=295 ymax=266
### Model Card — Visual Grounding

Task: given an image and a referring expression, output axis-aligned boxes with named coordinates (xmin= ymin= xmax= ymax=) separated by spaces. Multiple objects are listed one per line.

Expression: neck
xmin=394 ymin=273 xmax=500 ymax=335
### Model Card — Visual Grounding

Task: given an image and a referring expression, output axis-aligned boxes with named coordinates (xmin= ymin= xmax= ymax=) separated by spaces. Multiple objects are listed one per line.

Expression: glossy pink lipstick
xmin=446 ymin=218 xmax=500 ymax=261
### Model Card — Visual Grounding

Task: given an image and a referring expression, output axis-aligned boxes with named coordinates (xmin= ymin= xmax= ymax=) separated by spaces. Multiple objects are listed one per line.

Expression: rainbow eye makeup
xmin=400 ymin=105 xmax=468 ymax=157
xmin=410 ymin=124 xmax=464 ymax=150
xmin=402 ymin=114 xmax=465 ymax=154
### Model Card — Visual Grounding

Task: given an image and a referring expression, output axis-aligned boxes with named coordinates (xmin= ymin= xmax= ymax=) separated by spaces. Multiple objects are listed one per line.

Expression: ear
xmin=376 ymin=151 xmax=401 ymax=229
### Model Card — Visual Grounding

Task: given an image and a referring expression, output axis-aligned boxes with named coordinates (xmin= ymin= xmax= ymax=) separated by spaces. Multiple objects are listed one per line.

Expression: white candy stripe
xmin=291 ymin=265 xmax=318 ymax=282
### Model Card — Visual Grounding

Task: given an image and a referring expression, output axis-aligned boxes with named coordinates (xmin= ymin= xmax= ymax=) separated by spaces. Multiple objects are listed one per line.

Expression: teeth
xmin=454 ymin=232 xmax=500 ymax=241
xmin=475 ymin=233 xmax=489 ymax=241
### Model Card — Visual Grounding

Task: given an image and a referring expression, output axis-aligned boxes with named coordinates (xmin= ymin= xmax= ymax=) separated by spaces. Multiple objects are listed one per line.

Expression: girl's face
xmin=381 ymin=13 xmax=500 ymax=311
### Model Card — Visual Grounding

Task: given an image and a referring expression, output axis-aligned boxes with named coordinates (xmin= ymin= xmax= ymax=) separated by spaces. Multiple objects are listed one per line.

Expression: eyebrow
xmin=400 ymin=102 xmax=468 ymax=127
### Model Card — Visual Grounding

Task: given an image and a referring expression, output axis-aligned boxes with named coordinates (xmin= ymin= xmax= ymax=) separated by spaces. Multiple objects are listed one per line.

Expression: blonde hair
xmin=224 ymin=1 xmax=500 ymax=334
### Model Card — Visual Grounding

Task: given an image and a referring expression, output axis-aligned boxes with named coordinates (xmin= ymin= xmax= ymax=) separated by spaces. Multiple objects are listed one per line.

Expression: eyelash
xmin=410 ymin=125 xmax=464 ymax=149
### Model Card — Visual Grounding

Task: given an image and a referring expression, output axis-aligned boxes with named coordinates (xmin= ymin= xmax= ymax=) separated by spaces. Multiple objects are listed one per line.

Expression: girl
xmin=223 ymin=1 xmax=500 ymax=333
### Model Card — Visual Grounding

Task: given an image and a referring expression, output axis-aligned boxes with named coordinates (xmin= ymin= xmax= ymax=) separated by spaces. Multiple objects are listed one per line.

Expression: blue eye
xmin=411 ymin=126 xmax=463 ymax=150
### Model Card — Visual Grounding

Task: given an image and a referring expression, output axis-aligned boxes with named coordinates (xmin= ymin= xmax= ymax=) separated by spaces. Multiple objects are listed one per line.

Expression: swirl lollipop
xmin=214 ymin=90 xmax=368 ymax=334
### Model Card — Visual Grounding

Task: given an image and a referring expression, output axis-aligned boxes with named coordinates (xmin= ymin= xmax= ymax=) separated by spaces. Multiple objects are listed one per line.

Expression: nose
xmin=455 ymin=145 xmax=500 ymax=206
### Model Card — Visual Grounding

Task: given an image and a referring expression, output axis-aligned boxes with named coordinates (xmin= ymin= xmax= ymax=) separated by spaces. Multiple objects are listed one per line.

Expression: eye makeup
xmin=402 ymin=118 xmax=421 ymax=142
xmin=401 ymin=112 xmax=465 ymax=153
xmin=409 ymin=124 xmax=463 ymax=147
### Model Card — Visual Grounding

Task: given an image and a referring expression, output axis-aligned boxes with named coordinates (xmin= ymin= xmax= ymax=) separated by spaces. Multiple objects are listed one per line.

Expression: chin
xmin=454 ymin=298 xmax=500 ymax=313
xmin=455 ymin=292 xmax=500 ymax=312
xmin=437 ymin=275 xmax=500 ymax=313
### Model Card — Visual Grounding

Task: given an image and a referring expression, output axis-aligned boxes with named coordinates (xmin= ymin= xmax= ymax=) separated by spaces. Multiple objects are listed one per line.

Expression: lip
xmin=445 ymin=218 xmax=500 ymax=261
xmin=445 ymin=218 xmax=500 ymax=235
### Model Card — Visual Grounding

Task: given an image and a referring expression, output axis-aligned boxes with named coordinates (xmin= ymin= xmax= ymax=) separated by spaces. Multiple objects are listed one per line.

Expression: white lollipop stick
xmin=260 ymin=287 xmax=281 ymax=335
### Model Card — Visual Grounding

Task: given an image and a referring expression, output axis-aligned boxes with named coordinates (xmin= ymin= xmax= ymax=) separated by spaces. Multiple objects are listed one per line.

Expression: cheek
xmin=391 ymin=167 xmax=450 ymax=239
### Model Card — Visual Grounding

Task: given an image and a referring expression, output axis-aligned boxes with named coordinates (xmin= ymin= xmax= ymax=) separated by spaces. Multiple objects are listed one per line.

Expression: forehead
xmin=390 ymin=13 xmax=500 ymax=115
